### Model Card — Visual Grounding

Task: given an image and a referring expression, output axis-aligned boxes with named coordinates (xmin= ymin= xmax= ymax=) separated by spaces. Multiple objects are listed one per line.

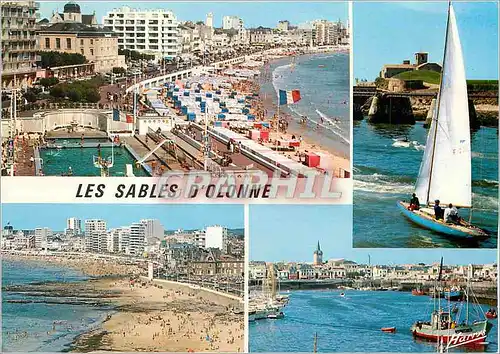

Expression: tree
xmin=112 ymin=67 xmax=126 ymax=75
xmin=84 ymin=89 xmax=101 ymax=103
xmin=67 ymin=89 xmax=82 ymax=102
xmin=23 ymin=90 xmax=38 ymax=103
xmin=39 ymin=77 xmax=59 ymax=88
xmin=39 ymin=51 xmax=87 ymax=68
xmin=49 ymin=85 xmax=66 ymax=98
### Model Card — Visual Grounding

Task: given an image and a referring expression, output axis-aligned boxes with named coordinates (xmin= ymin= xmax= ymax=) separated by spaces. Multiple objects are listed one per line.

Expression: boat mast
xmin=426 ymin=1 xmax=452 ymax=206
xmin=466 ymin=272 xmax=469 ymax=324
xmin=313 ymin=332 xmax=318 ymax=353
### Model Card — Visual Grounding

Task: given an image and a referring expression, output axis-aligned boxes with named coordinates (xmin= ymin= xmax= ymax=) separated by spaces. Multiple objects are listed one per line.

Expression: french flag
xmin=278 ymin=89 xmax=301 ymax=105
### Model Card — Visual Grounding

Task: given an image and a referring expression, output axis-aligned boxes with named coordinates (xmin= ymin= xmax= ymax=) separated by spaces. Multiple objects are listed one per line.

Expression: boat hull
xmin=411 ymin=320 xmax=492 ymax=348
xmin=398 ymin=202 xmax=489 ymax=239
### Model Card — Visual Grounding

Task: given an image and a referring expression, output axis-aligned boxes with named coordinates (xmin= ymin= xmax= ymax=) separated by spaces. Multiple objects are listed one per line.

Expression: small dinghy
xmin=381 ymin=327 xmax=396 ymax=333
xmin=486 ymin=309 xmax=497 ymax=319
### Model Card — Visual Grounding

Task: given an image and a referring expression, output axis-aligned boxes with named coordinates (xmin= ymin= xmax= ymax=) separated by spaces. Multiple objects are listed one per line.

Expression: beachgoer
xmin=444 ymin=203 xmax=459 ymax=224
xmin=434 ymin=200 xmax=444 ymax=220
xmin=409 ymin=193 xmax=420 ymax=211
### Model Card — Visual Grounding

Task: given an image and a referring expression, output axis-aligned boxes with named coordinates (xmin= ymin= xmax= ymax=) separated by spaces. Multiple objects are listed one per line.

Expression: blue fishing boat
xmin=398 ymin=1 xmax=489 ymax=241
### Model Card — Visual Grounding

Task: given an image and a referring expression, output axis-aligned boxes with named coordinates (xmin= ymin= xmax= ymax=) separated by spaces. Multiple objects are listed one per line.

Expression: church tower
xmin=313 ymin=241 xmax=323 ymax=265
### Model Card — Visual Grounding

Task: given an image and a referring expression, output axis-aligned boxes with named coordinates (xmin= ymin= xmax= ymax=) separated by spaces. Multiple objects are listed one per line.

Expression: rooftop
xmin=38 ymin=22 xmax=116 ymax=37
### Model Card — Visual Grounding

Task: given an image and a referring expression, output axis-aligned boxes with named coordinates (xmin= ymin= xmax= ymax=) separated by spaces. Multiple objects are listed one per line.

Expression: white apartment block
xmin=204 ymin=225 xmax=227 ymax=250
xmin=205 ymin=13 xmax=213 ymax=28
xmin=222 ymin=16 xmax=243 ymax=30
xmin=65 ymin=217 xmax=82 ymax=236
xmin=312 ymin=20 xmax=340 ymax=46
xmin=140 ymin=219 xmax=164 ymax=245
xmin=129 ymin=222 xmax=146 ymax=255
xmin=103 ymin=6 xmax=180 ymax=58
xmin=85 ymin=219 xmax=106 ymax=252
xmin=34 ymin=227 xmax=52 ymax=248
xmin=277 ymin=20 xmax=290 ymax=32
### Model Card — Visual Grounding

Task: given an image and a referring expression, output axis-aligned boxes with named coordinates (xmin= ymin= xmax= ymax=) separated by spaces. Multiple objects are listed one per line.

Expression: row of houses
xmin=250 ymin=259 xmax=498 ymax=282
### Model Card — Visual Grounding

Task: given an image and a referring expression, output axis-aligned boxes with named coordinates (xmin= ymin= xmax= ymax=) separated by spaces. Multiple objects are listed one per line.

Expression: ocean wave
xmin=472 ymin=193 xmax=499 ymax=213
xmin=392 ymin=139 xmax=425 ymax=151
xmin=354 ymin=177 xmax=414 ymax=195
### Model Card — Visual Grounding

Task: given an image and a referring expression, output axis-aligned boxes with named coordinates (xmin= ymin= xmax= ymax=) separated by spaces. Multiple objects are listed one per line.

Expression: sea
xmin=249 ymin=289 xmax=498 ymax=352
xmin=353 ymin=120 xmax=498 ymax=248
xmin=260 ymin=52 xmax=350 ymax=159
xmin=2 ymin=260 xmax=109 ymax=352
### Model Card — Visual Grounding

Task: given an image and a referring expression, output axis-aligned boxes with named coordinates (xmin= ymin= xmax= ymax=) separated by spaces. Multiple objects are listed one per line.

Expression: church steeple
xmin=317 ymin=241 xmax=321 ymax=252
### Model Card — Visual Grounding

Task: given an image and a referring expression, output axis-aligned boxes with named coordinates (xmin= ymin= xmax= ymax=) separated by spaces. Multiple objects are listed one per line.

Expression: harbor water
xmin=261 ymin=52 xmax=350 ymax=159
xmin=354 ymin=120 xmax=498 ymax=248
xmin=249 ymin=289 xmax=498 ymax=352
xmin=2 ymin=260 xmax=109 ymax=352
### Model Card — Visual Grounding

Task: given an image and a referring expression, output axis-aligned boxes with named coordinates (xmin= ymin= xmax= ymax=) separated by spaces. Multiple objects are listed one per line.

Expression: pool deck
xmin=123 ymin=135 xmax=185 ymax=172
xmin=15 ymin=141 xmax=36 ymax=176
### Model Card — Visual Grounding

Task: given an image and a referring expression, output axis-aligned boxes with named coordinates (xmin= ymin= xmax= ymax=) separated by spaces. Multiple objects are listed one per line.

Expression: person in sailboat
xmin=408 ymin=193 xmax=420 ymax=211
xmin=444 ymin=203 xmax=459 ymax=224
xmin=433 ymin=200 xmax=444 ymax=220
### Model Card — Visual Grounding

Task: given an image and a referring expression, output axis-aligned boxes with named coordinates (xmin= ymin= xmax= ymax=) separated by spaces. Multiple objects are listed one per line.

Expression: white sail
xmin=414 ymin=100 xmax=438 ymax=204
xmin=415 ymin=4 xmax=472 ymax=207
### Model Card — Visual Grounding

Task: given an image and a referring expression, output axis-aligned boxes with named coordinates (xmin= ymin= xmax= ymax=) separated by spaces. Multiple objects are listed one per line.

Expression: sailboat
xmin=398 ymin=3 xmax=489 ymax=239
xmin=410 ymin=258 xmax=492 ymax=349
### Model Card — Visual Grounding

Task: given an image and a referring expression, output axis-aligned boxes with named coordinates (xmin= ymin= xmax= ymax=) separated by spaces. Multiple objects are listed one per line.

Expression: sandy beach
xmin=72 ymin=278 xmax=244 ymax=352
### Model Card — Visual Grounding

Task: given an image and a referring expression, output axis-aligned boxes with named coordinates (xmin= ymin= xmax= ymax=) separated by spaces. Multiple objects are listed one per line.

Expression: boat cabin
xmin=431 ymin=311 xmax=452 ymax=330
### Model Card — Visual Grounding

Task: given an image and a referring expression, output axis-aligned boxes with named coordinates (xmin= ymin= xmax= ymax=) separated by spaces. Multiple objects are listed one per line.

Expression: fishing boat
xmin=397 ymin=3 xmax=489 ymax=240
xmin=410 ymin=258 xmax=492 ymax=349
xmin=381 ymin=327 xmax=396 ymax=333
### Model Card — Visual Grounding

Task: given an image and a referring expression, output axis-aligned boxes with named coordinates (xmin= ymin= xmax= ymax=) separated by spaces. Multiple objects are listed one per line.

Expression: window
xmin=66 ymin=38 xmax=71 ymax=49
xmin=80 ymin=39 xmax=84 ymax=45
xmin=80 ymin=49 xmax=84 ymax=54
xmin=90 ymin=39 xmax=93 ymax=45
xmin=55 ymin=38 xmax=60 ymax=49
xmin=45 ymin=37 xmax=50 ymax=48
xmin=90 ymin=48 xmax=94 ymax=55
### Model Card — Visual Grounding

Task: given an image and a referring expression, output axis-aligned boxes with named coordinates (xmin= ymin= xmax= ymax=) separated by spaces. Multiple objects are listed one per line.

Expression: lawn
xmin=394 ymin=70 xmax=441 ymax=85
xmin=394 ymin=71 xmax=498 ymax=91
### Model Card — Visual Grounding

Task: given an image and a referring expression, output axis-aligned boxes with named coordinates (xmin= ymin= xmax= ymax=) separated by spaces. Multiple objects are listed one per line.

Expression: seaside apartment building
xmin=102 ymin=6 xmax=180 ymax=59
xmin=129 ymin=222 xmax=146 ymax=256
xmin=65 ymin=217 xmax=82 ymax=236
xmin=34 ymin=227 xmax=52 ymax=248
xmin=222 ymin=16 xmax=243 ymax=30
xmin=84 ymin=219 xmax=106 ymax=252
xmin=140 ymin=219 xmax=164 ymax=245
xmin=204 ymin=225 xmax=228 ymax=251
xmin=1 ymin=0 xmax=40 ymax=89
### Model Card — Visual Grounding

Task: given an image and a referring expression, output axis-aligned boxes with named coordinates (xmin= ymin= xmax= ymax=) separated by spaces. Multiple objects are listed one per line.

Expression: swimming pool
xmin=39 ymin=146 xmax=149 ymax=176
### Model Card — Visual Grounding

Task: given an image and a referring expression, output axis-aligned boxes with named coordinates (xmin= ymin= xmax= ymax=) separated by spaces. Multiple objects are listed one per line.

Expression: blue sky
xmin=39 ymin=1 xmax=347 ymax=28
xmin=249 ymin=205 xmax=497 ymax=265
xmin=354 ymin=1 xmax=499 ymax=80
xmin=2 ymin=204 xmax=243 ymax=231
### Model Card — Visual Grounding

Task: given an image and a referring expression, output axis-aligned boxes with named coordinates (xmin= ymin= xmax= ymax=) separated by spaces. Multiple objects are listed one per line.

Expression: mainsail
xmin=414 ymin=4 xmax=471 ymax=207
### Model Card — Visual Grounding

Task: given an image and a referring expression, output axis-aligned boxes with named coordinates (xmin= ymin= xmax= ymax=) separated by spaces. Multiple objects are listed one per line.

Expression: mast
xmin=313 ymin=332 xmax=318 ymax=353
xmin=466 ymin=272 xmax=469 ymax=324
xmin=426 ymin=1 xmax=451 ymax=205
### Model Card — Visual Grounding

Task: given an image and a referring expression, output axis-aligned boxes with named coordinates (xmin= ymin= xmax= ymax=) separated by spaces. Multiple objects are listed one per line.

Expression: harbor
xmin=249 ymin=288 xmax=498 ymax=353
